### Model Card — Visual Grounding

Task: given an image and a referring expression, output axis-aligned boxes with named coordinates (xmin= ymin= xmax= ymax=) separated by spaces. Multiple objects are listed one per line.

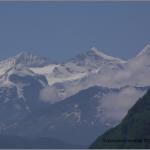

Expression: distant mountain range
xmin=0 ymin=45 xmax=149 ymax=147
xmin=90 ymin=89 xmax=150 ymax=149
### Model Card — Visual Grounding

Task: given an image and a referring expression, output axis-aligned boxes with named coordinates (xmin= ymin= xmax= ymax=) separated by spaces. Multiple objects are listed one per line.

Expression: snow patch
xmin=91 ymin=47 xmax=126 ymax=63
xmin=137 ymin=44 xmax=150 ymax=57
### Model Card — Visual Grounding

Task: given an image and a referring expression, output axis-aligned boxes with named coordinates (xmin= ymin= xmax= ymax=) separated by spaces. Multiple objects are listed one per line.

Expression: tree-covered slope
xmin=90 ymin=89 xmax=150 ymax=149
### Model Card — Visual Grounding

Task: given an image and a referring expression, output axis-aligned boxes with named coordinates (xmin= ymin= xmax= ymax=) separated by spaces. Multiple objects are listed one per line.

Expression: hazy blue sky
xmin=0 ymin=1 xmax=150 ymax=62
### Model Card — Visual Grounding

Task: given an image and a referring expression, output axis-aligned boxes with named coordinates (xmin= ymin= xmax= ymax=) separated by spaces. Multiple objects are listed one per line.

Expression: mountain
xmin=90 ymin=89 xmax=150 ymax=149
xmin=31 ymin=47 xmax=126 ymax=102
xmin=0 ymin=45 xmax=149 ymax=147
xmin=3 ymin=86 xmax=146 ymax=146
xmin=69 ymin=47 xmax=125 ymax=70
xmin=0 ymin=54 xmax=146 ymax=146
xmin=0 ymin=52 xmax=52 ymax=74
xmin=0 ymin=51 xmax=53 ymax=81
xmin=136 ymin=44 xmax=150 ymax=57
xmin=35 ymin=44 xmax=150 ymax=102
xmin=14 ymin=52 xmax=52 ymax=67
xmin=0 ymin=64 xmax=48 ymax=132
xmin=0 ymin=48 xmax=127 ymax=105
xmin=125 ymin=44 xmax=150 ymax=87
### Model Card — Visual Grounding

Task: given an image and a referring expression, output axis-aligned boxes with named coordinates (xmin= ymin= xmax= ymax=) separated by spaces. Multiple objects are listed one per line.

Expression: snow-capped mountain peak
xmin=14 ymin=51 xmax=51 ymax=67
xmin=137 ymin=44 xmax=150 ymax=57
xmin=87 ymin=47 xmax=125 ymax=63
xmin=70 ymin=47 xmax=126 ymax=69
xmin=89 ymin=47 xmax=126 ymax=63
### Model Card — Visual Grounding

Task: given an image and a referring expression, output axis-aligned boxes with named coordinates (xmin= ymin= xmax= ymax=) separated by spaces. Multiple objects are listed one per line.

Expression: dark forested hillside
xmin=90 ymin=89 xmax=150 ymax=149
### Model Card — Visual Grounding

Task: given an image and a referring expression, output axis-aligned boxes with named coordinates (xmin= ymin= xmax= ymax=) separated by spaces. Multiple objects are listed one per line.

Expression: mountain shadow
xmin=0 ymin=135 xmax=83 ymax=149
